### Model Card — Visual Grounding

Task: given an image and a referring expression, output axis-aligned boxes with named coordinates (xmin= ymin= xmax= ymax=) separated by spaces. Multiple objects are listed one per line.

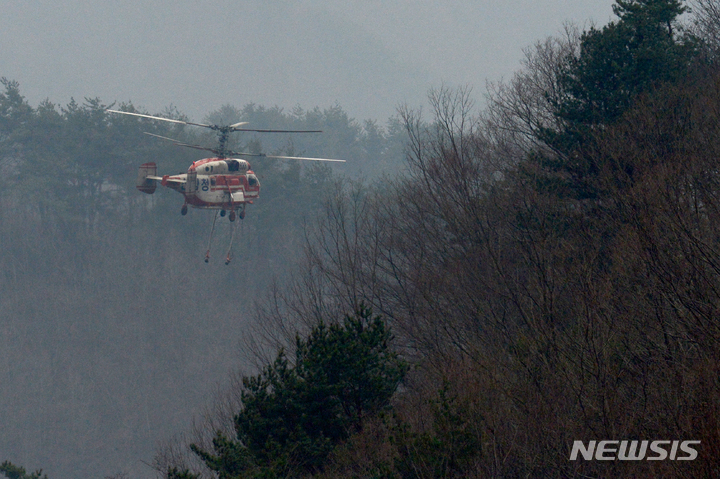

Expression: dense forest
xmin=0 ymin=77 xmax=405 ymax=477
xmin=5 ymin=0 xmax=720 ymax=477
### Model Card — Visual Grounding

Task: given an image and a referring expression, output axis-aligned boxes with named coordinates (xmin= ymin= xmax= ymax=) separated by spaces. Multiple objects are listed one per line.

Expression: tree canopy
xmin=539 ymin=0 xmax=699 ymax=198
xmin=188 ymin=306 xmax=407 ymax=478
xmin=0 ymin=462 xmax=47 ymax=479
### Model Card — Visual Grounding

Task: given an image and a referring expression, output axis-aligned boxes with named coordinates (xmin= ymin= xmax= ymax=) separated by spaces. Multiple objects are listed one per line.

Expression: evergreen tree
xmin=0 ymin=78 xmax=33 ymax=139
xmin=190 ymin=306 xmax=408 ymax=478
xmin=562 ymin=0 xmax=692 ymax=126
xmin=0 ymin=462 xmax=48 ymax=479
xmin=539 ymin=0 xmax=698 ymax=198
xmin=165 ymin=467 xmax=200 ymax=479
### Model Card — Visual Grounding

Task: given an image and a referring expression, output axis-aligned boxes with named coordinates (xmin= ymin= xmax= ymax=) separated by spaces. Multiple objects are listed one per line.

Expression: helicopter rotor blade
xmin=261 ymin=154 xmax=344 ymax=162
xmin=108 ymin=109 xmax=323 ymax=134
xmin=144 ymin=132 xmax=223 ymax=155
xmin=107 ymin=109 xmax=213 ymax=129
xmin=229 ymin=127 xmax=323 ymax=133
xmin=224 ymin=150 xmax=345 ymax=162
xmin=142 ymin=131 xmax=344 ymax=161
xmin=144 ymin=132 xmax=202 ymax=148
xmin=143 ymin=132 xmax=184 ymax=143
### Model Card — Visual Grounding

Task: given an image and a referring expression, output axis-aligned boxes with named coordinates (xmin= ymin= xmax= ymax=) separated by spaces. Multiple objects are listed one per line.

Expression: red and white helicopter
xmin=107 ymin=109 xmax=344 ymax=264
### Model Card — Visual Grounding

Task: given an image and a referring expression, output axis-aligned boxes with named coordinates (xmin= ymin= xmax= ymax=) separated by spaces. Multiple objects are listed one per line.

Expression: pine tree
xmin=539 ymin=0 xmax=698 ymax=198
xmin=0 ymin=462 xmax=48 ymax=479
xmin=190 ymin=306 xmax=408 ymax=478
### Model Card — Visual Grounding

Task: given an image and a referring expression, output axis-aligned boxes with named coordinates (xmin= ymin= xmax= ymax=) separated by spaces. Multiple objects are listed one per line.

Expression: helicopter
xmin=106 ymin=109 xmax=344 ymax=264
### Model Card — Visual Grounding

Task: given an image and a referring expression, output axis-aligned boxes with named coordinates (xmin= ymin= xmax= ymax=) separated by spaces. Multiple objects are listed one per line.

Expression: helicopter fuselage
xmin=137 ymin=157 xmax=260 ymax=211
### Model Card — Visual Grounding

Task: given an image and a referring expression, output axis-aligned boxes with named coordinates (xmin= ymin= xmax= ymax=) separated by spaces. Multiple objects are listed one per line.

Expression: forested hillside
xmin=154 ymin=0 xmax=720 ymax=478
xmin=6 ymin=0 xmax=720 ymax=478
xmin=0 ymin=83 xmax=403 ymax=478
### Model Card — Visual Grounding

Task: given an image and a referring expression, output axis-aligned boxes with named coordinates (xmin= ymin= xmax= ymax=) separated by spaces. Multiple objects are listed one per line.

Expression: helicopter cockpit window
xmin=248 ymin=174 xmax=259 ymax=187
xmin=227 ymin=160 xmax=240 ymax=172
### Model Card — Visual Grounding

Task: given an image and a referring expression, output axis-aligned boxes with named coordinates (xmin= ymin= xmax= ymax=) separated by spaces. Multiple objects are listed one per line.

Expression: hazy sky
xmin=1 ymin=1 xmax=613 ymax=123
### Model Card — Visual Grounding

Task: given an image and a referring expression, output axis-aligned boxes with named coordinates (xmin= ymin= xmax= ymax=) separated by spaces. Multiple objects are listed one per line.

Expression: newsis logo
xmin=569 ymin=440 xmax=700 ymax=461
